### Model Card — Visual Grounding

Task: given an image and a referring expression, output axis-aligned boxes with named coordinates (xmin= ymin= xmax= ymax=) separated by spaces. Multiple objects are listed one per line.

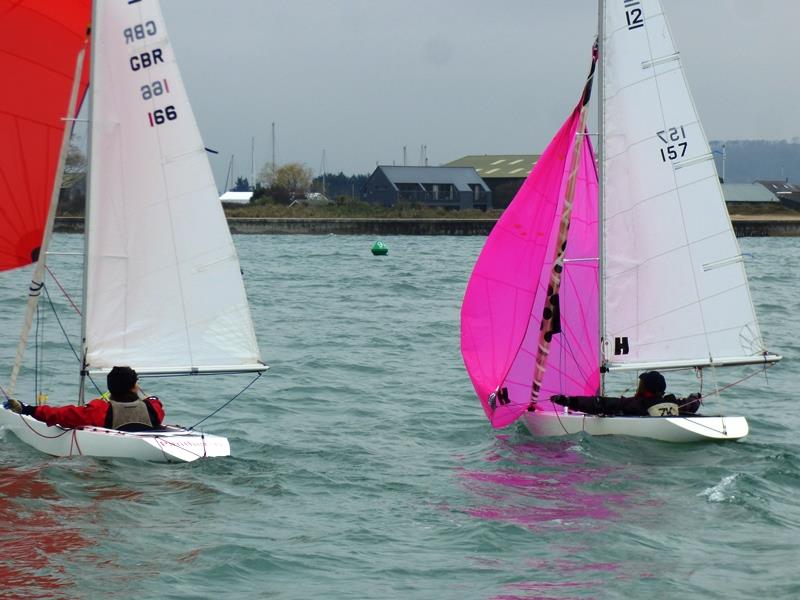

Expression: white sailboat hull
xmin=519 ymin=410 xmax=748 ymax=442
xmin=0 ymin=407 xmax=230 ymax=463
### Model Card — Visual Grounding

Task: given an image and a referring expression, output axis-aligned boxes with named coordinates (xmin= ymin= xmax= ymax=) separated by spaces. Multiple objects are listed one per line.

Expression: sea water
xmin=1 ymin=234 xmax=798 ymax=599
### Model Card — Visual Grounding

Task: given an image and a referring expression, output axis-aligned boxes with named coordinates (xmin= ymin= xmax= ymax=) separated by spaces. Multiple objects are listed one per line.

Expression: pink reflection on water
xmin=484 ymin=435 xmax=586 ymax=466
xmin=456 ymin=436 xmax=659 ymax=600
xmin=460 ymin=467 xmax=629 ymax=528
xmin=458 ymin=438 xmax=638 ymax=531
xmin=456 ymin=438 xmax=643 ymax=597
xmin=490 ymin=577 xmax=603 ymax=600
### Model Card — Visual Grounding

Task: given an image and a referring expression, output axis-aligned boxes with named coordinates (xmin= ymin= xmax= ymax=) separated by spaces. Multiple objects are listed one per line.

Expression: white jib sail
xmin=600 ymin=0 xmax=770 ymax=370
xmin=85 ymin=0 xmax=263 ymax=374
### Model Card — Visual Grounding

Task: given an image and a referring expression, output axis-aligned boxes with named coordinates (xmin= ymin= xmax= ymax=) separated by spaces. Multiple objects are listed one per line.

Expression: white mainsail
xmin=85 ymin=0 xmax=263 ymax=374
xmin=601 ymin=0 xmax=771 ymax=371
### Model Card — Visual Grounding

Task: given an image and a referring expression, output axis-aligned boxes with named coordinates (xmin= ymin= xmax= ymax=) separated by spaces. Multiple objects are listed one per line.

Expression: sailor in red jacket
xmin=5 ymin=366 xmax=164 ymax=431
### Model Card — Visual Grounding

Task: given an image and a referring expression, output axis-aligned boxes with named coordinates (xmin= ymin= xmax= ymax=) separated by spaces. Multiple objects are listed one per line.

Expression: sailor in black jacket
xmin=550 ymin=371 xmax=701 ymax=417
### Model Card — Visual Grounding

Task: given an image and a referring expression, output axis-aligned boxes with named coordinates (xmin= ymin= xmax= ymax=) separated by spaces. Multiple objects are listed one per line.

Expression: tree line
xmin=247 ymin=163 xmax=369 ymax=205
xmin=57 ymin=140 xmax=800 ymax=215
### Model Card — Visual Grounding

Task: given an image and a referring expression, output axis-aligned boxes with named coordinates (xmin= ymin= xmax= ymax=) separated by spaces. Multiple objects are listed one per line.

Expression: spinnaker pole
xmin=8 ymin=46 xmax=88 ymax=396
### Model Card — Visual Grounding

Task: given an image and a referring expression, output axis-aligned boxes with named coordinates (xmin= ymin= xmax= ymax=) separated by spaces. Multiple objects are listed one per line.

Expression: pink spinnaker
xmin=460 ymin=104 xmax=599 ymax=428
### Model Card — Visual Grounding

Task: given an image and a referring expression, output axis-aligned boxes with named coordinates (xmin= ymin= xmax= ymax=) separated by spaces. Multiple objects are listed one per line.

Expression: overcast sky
xmin=157 ymin=0 xmax=799 ymax=189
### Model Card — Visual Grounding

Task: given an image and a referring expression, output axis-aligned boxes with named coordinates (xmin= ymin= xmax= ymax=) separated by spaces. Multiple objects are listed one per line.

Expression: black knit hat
xmin=107 ymin=366 xmax=138 ymax=397
xmin=638 ymin=371 xmax=666 ymax=396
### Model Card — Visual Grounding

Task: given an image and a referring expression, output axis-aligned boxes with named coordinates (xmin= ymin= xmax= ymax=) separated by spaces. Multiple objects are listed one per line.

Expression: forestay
xmin=85 ymin=0 xmax=263 ymax=375
xmin=601 ymin=0 xmax=769 ymax=370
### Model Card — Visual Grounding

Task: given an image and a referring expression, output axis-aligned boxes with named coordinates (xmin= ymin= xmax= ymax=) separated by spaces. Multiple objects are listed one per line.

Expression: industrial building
xmin=444 ymin=155 xmax=539 ymax=208
xmin=756 ymin=180 xmax=800 ymax=209
xmin=720 ymin=183 xmax=780 ymax=208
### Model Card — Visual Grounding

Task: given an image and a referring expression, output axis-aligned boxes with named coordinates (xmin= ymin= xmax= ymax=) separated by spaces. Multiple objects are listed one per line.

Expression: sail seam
xmin=605 ymin=229 xmax=730 ymax=278
xmin=653 ymin=4 xmax=725 ymax=364
xmin=603 ymin=170 xmax=715 ymax=219
xmin=143 ymin=2 xmax=195 ymax=369
xmin=0 ymin=48 xmax=79 ymax=81
xmin=612 ymin=278 xmax=749 ymax=328
xmin=602 ymin=65 xmax=681 ymax=103
xmin=617 ymin=318 xmax=755 ymax=350
xmin=663 ymin=8 xmax=770 ymax=356
xmin=7 ymin=6 xmax=88 ymax=43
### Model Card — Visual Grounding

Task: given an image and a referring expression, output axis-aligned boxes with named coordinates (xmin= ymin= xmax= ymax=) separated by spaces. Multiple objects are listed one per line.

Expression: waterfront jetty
xmin=54 ymin=215 xmax=800 ymax=237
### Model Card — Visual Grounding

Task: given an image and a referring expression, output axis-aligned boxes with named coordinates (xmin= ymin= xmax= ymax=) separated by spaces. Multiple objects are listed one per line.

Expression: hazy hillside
xmin=710 ymin=140 xmax=800 ymax=183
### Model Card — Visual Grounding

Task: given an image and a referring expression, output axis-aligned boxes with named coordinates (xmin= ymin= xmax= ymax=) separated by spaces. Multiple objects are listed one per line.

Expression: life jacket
xmin=647 ymin=401 xmax=680 ymax=417
xmin=105 ymin=398 xmax=156 ymax=431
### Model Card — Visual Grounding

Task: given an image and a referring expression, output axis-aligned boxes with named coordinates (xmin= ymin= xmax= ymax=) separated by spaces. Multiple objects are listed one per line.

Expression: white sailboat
xmin=0 ymin=0 xmax=266 ymax=461
xmin=460 ymin=0 xmax=780 ymax=442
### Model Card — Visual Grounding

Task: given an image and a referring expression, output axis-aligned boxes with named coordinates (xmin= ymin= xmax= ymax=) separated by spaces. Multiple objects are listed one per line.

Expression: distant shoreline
xmin=53 ymin=216 xmax=800 ymax=237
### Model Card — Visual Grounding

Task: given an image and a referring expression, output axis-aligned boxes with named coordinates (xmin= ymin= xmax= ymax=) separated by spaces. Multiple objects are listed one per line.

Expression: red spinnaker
xmin=0 ymin=0 xmax=91 ymax=271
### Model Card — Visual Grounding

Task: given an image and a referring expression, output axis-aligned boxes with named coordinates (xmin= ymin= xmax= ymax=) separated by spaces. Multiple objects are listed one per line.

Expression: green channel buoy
xmin=371 ymin=241 xmax=388 ymax=256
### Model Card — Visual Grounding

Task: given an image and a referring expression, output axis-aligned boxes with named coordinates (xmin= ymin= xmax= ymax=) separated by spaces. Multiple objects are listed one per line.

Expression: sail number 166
xmin=657 ymin=126 xmax=688 ymax=162
xmin=147 ymin=105 xmax=177 ymax=127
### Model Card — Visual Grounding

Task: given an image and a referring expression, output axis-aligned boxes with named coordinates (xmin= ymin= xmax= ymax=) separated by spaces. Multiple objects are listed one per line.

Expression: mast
xmin=225 ymin=154 xmax=235 ymax=192
xmin=271 ymin=121 xmax=276 ymax=180
xmin=597 ymin=0 xmax=606 ymax=394
xmin=79 ymin=0 xmax=99 ymax=406
xmin=321 ymin=149 xmax=326 ymax=196
xmin=8 ymin=47 xmax=87 ymax=396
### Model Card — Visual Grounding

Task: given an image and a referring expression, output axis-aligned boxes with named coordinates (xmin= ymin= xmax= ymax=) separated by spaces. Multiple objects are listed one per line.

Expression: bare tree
xmin=256 ymin=162 xmax=276 ymax=188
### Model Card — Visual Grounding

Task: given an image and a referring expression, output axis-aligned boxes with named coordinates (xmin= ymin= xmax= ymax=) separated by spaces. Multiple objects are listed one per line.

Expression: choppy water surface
xmin=1 ymin=235 xmax=798 ymax=599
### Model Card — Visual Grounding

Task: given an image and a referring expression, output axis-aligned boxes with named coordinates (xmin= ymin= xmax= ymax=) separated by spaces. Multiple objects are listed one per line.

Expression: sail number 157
xmin=657 ymin=126 xmax=688 ymax=162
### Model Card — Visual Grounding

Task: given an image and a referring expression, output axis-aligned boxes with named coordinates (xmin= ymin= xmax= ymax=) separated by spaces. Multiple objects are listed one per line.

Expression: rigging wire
xmin=36 ymin=266 xmax=264 ymax=423
xmin=34 ymin=297 xmax=40 ymax=402
xmin=42 ymin=283 xmax=80 ymax=362
xmin=45 ymin=265 xmax=81 ymax=315
xmin=696 ymin=362 xmax=776 ymax=402
xmin=189 ymin=372 xmax=262 ymax=430
xmin=42 ymin=282 xmax=103 ymax=397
